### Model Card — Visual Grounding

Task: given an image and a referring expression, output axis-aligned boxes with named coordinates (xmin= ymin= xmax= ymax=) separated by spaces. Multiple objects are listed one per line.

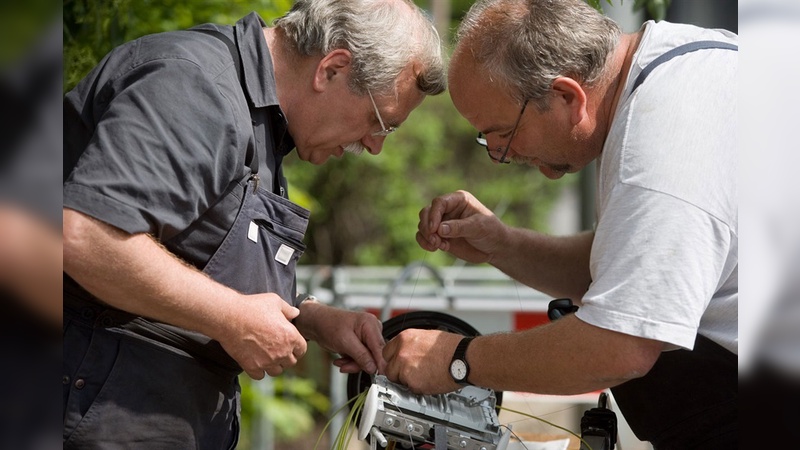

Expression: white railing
xmin=296 ymin=262 xmax=552 ymax=321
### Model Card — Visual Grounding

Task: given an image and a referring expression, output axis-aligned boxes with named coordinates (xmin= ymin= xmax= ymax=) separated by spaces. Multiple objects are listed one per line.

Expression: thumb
xmin=345 ymin=340 xmax=379 ymax=374
xmin=245 ymin=367 xmax=266 ymax=380
xmin=281 ymin=302 xmax=300 ymax=321
xmin=439 ymin=218 xmax=470 ymax=238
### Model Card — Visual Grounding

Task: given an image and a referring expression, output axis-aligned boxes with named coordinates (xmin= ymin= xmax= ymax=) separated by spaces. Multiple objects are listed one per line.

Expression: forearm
xmin=466 ymin=315 xmax=663 ymax=395
xmin=491 ymin=228 xmax=594 ymax=301
xmin=63 ymin=208 xmax=237 ymax=341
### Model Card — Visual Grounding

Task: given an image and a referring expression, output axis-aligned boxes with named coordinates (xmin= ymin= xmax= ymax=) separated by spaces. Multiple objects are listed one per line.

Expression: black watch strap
xmin=451 ymin=336 xmax=475 ymax=385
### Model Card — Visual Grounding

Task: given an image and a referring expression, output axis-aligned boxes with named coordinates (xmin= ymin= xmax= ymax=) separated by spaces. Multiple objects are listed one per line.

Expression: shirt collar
xmin=235 ymin=12 xmax=280 ymax=109
xmin=235 ymin=12 xmax=294 ymax=155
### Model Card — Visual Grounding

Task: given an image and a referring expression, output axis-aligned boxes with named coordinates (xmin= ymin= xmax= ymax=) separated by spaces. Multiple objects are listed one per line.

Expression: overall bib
xmin=610 ymin=41 xmax=738 ymax=450
xmin=63 ymin=28 xmax=309 ymax=449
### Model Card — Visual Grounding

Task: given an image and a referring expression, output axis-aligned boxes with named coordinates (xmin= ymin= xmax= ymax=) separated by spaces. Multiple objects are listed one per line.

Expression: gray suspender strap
xmin=630 ymin=40 xmax=738 ymax=94
xmin=194 ymin=28 xmax=289 ymax=197
xmin=192 ymin=27 xmax=262 ymax=179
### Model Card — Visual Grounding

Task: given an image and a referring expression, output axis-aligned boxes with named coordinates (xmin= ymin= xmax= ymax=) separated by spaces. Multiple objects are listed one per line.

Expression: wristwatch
xmin=291 ymin=294 xmax=316 ymax=327
xmin=449 ymin=336 xmax=475 ymax=386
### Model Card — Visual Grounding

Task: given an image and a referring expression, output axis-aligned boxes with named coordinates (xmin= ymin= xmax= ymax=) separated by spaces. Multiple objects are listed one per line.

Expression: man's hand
xmin=383 ymin=329 xmax=464 ymax=394
xmin=216 ymin=294 xmax=307 ymax=380
xmin=63 ymin=209 xmax=308 ymax=380
xmin=416 ymin=190 xmax=506 ymax=263
xmin=295 ymin=301 xmax=385 ymax=374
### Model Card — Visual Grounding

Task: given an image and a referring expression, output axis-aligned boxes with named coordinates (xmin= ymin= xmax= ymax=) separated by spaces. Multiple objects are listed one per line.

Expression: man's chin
xmin=539 ymin=166 xmax=567 ymax=179
xmin=297 ymin=148 xmax=336 ymax=165
xmin=310 ymin=154 xmax=332 ymax=165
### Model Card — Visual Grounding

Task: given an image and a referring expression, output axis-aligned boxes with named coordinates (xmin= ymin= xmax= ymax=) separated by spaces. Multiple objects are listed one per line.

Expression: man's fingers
xmin=281 ymin=303 xmax=300 ymax=320
xmin=265 ymin=365 xmax=284 ymax=377
xmin=363 ymin=319 xmax=385 ymax=362
xmin=347 ymin=342 xmax=378 ymax=374
xmin=429 ymin=195 xmax=450 ymax=227
xmin=245 ymin=367 xmax=266 ymax=380
xmin=333 ymin=356 xmax=362 ymax=374
xmin=439 ymin=212 xmax=488 ymax=240
xmin=418 ymin=206 xmax=443 ymax=251
xmin=416 ymin=230 xmax=438 ymax=251
xmin=418 ymin=206 xmax=432 ymax=233
xmin=293 ymin=338 xmax=308 ymax=359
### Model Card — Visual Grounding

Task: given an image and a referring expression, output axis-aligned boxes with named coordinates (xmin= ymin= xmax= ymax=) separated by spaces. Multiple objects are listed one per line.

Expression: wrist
xmin=294 ymin=293 xmax=318 ymax=310
xmin=449 ymin=336 xmax=476 ymax=386
xmin=488 ymin=223 xmax=514 ymax=265
xmin=292 ymin=294 xmax=320 ymax=339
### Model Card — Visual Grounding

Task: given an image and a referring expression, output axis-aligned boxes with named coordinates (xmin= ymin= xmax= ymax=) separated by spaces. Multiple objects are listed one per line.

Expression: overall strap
xmin=631 ymin=40 xmax=738 ymax=94
xmin=192 ymin=27 xmax=259 ymax=176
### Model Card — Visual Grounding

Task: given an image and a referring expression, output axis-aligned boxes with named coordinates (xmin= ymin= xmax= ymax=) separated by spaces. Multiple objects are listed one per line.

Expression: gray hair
xmin=274 ymin=0 xmax=446 ymax=97
xmin=456 ymin=0 xmax=621 ymax=110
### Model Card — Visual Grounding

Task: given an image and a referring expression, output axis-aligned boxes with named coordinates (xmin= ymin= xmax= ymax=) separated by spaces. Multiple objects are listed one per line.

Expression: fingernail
xmin=365 ymin=362 xmax=376 ymax=373
xmin=441 ymin=224 xmax=450 ymax=235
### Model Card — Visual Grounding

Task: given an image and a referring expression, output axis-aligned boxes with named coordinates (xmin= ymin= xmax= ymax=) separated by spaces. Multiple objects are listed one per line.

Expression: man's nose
xmin=362 ymin=134 xmax=386 ymax=155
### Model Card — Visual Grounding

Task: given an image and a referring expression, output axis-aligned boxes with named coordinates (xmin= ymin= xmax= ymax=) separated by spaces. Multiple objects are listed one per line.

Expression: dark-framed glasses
xmin=476 ymin=99 xmax=529 ymax=164
xmin=368 ymin=90 xmax=398 ymax=137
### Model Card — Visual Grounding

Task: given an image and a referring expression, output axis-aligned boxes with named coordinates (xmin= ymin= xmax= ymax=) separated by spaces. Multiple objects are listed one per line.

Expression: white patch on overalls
xmin=247 ymin=221 xmax=259 ymax=243
xmin=275 ymin=244 xmax=294 ymax=265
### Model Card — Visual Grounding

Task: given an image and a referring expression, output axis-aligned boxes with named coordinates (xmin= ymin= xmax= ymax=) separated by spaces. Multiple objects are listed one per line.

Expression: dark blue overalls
xmin=609 ymin=41 xmax=738 ymax=450
xmin=62 ymin=27 xmax=309 ymax=449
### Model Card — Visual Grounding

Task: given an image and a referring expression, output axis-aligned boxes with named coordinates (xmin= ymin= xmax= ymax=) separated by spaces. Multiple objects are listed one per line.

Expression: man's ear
xmin=551 ymin=77 xmax=588 ymax=126
xmin=313 ymin=49 xmax=353 ymax=93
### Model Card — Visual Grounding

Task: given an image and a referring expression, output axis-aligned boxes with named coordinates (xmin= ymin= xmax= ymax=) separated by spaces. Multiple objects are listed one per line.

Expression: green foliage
xmin=63 ymin=0 xmax=292 ymax=92
xmin=633 ymin=0 xmax=671 ymax=21
xmin=0 ymin=0 xmax=59 ymax=67
xmin=284 ymin=92 xmax=571 ymax=267
xmin=586 ymin=0 xmax=672 ymax=21
xmin=239 ymin=375 xmax=330 ymax=443
xmin=584 ymin=0 xmax=613 ymax=13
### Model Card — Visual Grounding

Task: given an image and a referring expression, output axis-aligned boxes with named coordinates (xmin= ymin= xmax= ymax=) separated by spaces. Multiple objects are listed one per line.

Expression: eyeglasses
xmin=368 ymin=90 xmax=397 ymax=137
xmin=476 ymin=99 xmax=529 ymax=164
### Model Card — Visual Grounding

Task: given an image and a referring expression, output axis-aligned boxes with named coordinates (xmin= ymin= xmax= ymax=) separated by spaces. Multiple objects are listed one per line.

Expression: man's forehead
xmin=450 ymin=58 xmax=517 ymax=131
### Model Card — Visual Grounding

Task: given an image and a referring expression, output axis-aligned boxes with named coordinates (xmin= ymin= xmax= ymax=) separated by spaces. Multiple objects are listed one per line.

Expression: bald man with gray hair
xmin=385 ymin=1 xmax=737 ymax=448
xmin=63 ymin=1 xmax=445 ymax=447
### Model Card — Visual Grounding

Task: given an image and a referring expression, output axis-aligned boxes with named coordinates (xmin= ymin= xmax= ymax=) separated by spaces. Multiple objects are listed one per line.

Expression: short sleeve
xmin=64 ymin=56 xmax=246 ymax=241
xmin=577 ymin=183 xmax=733 ymax=350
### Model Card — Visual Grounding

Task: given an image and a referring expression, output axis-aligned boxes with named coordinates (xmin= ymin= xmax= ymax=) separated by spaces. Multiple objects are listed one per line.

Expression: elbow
xmin=614 ymin=339 xmax=664 ymax=384
xmin=63 ymin=209 xmax=123 ymax=275
xmin=62 ymin=209 xmax=91 ymax=272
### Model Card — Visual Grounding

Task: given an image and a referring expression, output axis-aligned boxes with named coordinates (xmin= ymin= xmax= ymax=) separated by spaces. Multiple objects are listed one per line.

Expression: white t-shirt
xmin=575 ymin=21 xmax=738 ymax=354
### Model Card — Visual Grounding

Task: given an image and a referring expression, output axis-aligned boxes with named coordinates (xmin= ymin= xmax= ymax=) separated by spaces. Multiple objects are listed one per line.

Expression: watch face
xmin=450 ymin=359 xmax=468 ymax=380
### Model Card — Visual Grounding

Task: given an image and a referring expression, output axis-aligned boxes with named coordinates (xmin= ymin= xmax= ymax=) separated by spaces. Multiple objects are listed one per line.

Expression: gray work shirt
xmin=64 ymin=12 xmax=293 ymax=269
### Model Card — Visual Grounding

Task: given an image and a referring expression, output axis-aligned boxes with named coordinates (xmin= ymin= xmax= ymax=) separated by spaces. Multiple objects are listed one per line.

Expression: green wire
xmin=314 ymin=393 xmax=362 ymax=450
xmin=325 ymin=390 xmax=368 ymax=450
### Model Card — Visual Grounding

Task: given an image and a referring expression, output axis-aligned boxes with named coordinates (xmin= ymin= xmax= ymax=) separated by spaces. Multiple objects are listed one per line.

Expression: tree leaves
xmin=633 ymin=0 xmax=672 ymax=21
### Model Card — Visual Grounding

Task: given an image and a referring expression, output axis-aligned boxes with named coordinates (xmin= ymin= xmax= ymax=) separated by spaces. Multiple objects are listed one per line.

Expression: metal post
xmin=252 ymin=378 xmax=275 ymax=450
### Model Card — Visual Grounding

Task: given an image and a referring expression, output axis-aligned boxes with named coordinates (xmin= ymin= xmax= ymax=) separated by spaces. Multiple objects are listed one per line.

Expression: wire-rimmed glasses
xmin=476 ymin=99 xmax=529 ymax=164
xmin=367 ymin=90 xmax=397 ymax=137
